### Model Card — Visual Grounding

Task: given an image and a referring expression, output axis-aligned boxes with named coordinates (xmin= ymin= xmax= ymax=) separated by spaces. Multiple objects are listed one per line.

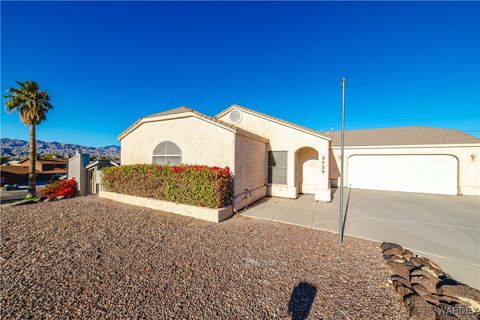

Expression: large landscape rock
xmin=410 ymin=268 xmax=439 ymax=281
xmin=402 ymin=249 xmax=415 ymax=261
xmin=381 ymin=242 xmax=480 ymax=320
xmin=392 ymin=275 xmax=411 ymax=288
xmin=381 ymin=242 xmax=404 ymax=253
xmin=384 ymin=254 xmax=405 ymax=263
xmin=410 ymin=274 xmax=438 ymax=293
xmin=439 ymin=284 xmax=480 ymax=312
xmin=395 ymin=284 xmax=414 ymax=298
xmin=383 ymin=247 xmax=404 ymax=257
xmin=403 ymin=294 xmax=437 ymax=320
xmin=387 ymin=261 xmax=411 ymax=280
xmin=412 ymin=283 xmax=439 ymax=305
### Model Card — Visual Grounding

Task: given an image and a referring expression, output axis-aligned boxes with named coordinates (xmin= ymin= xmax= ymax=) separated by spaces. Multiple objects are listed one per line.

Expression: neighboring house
xmin=0 ymin=157 xmax=67 ymax=186
xmin=118 ymin=104 xmax=480 ymax=210
xmin=85 ymin=159 xmax=119 ymax=194
xmin=67 ymin=152 xmax=118 ymax=195
xmin=16 ymin=157 xmax=68 ymax=172
xmin=1 ymin=165 xmax=31 ymax=185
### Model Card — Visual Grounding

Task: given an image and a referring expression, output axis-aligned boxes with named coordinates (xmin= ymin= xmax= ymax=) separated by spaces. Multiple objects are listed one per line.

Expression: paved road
xmin=0 ymin=190 xmax=27 ymax=204
xmin=242 ymin=188 xmax=480 ymax=289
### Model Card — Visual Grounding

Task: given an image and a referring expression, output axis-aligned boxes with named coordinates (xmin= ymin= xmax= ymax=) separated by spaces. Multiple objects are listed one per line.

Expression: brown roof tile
xmin=0 ymin=166 xmax=66 ymax=175
xmin=38 ymin=159 xmax=68 ymax=164
xmin=18 ymin=158 xmax=68 ymax=165
xmin=119 ymin=106 xmax=238 ymax=139
xmin=326 ymin=126 xmax=480 ymax=147
xmin=143 ymin=106 xmax=194 ymax=118
xmin=144 ymin=106 xmax=237 ymax=130
xmin=0 ymin=165 xmax=30 ymax=174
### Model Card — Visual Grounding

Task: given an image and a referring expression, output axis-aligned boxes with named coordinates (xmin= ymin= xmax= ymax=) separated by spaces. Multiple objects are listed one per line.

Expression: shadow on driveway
xmin=340 ymin=188 xmax=352 ymax=240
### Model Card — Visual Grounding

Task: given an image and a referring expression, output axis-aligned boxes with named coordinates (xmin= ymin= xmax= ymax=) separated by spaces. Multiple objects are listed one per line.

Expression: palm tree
xmin=4 ymin=80 xmax=53 ymax=197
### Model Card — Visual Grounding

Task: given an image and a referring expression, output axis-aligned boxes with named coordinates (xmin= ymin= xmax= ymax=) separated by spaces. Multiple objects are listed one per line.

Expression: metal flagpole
xmin=339 ymin=77 xmax=346 ymax=244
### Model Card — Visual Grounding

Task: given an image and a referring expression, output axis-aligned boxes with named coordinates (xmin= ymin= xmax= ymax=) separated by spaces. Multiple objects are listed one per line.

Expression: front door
xmin=88 ymin=170 xmax=95 ymax=194
xmin=301 ymin=159 xmax=320 ymax=194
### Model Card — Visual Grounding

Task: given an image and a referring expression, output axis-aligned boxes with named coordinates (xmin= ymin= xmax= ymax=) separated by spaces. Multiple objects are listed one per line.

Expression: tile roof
xmin=38 ymin=159 xmax=68 ymax=165
xmin=118 ymin=106 xmax=238 ymax=139
xmin=85 ymin=159 xmax=118 ymax=169
xmin=0 ymin=166 xmax=66 ymax=175
xmin=143 ymin=106 xmax=194 ymax=118
xmin=18 ymin=158 xmax=68 ymax=165
xmin=40 ymin=169 xmax=67 ymax=174
xmin=120 ymin=106 xmax=478 ymax=147
xmin=144 ymin=106 xmax=237 ymax=130
xmin=325 ymin=126 xmax=480 ymax=147
xmin=0 ymin=165 xmax=30 ymax=174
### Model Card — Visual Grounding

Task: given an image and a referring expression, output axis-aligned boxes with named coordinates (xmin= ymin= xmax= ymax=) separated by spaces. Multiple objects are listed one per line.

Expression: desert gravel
xmin=1 ymin=196 xmax=407 ymax=319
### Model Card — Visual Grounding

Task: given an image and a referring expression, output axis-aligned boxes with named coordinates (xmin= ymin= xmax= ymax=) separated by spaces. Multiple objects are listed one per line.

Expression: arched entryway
xmin=295 ymin=147 xmax=320 ymax=194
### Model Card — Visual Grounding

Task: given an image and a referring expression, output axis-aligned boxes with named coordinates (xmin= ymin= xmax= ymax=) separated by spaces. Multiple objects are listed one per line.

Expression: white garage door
xmin=347 ymin=155 xmax=457 ymax=195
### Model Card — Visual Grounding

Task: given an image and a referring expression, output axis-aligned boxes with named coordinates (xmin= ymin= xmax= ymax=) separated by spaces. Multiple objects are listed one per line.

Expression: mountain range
xmin=1 ymin=138 xmax=121 ymax=159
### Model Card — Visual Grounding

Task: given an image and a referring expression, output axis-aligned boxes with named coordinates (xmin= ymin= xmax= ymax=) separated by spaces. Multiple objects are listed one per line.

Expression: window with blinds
xmin=152 ymin=141 xmax=182 ymax=165
xmin=268 ymin=151 xmax=287 ymax=184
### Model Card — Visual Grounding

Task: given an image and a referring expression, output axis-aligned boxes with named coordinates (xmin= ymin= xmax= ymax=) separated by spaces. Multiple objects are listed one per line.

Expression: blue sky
xmin=1 ymin=1 xmax=479 ymax=146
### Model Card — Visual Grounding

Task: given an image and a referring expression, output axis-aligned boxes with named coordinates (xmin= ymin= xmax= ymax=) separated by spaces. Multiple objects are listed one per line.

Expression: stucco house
xmin=118 ymin=104 xmax=480 ymax=210
xmin=0 ymin=157 xmax=67 ymax=186
xmin=68 ymin=152 xmax=118 ymax=195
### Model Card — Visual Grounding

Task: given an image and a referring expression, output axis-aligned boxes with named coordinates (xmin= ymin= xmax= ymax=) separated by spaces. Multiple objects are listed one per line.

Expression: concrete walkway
xmin=242 ymin=189 xmax=480 ymax=289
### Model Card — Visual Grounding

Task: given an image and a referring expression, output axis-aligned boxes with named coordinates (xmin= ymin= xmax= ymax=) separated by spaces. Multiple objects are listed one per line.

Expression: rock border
xmin=381 ymin=242 xmax=480 ymax=320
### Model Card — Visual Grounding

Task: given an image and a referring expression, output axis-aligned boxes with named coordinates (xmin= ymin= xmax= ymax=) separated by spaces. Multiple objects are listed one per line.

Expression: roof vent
xmin=229 ymin=110 xmax=241 ymax=123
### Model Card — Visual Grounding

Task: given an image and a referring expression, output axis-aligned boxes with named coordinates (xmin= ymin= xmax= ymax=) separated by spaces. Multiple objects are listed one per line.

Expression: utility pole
xmin=339 ymin=77 xmax=346 ymax=244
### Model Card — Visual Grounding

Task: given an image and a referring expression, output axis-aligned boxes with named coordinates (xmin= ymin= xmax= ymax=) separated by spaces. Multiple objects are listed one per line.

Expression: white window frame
xmin=152 ymin=141 xmax=182 ymax=165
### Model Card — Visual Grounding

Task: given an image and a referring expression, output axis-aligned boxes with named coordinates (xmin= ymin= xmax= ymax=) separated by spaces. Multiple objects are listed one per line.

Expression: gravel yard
xmin=1 ymin=196 xmax=407 ymax=319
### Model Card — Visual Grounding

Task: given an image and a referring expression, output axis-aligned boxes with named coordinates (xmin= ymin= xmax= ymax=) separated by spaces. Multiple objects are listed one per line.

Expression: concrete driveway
xmin=242 ymin=189 xmax=480 ymax=289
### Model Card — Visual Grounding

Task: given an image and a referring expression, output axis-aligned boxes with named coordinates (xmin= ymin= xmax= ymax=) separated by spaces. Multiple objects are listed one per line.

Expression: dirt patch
xmin=1 ymin=196 xmax=407 ymax=319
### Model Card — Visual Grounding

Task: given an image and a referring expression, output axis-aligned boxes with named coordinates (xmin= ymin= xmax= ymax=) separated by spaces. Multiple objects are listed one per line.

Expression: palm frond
xmin=3 ymin=80 xmax=54 ymax=125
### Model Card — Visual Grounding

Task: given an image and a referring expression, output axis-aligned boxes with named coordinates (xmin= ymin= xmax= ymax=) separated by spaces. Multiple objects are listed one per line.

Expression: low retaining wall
xmin=99 ymin=191 xmax=233 ymax=223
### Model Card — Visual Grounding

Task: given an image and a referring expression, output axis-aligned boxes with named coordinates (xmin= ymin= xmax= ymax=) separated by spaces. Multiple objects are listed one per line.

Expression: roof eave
xmin=216 ymin=104 xmax=331 ymax=141
xmin=331 ymin=142 xmax=480 ymax=149
xmin=117 ymin=111 xmax=237 ymax=141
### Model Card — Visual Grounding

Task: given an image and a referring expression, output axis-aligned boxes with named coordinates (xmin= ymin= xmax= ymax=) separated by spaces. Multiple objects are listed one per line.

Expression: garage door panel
xmin=347 ymin=155 xmax=457 ymax=195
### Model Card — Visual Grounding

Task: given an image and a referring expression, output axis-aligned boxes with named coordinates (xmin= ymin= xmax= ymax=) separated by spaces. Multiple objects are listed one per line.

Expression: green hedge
xmin=101 ymin=164 xmax=233 ymax=208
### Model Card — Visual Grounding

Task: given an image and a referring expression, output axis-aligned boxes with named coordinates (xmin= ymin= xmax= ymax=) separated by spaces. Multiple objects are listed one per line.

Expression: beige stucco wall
xmin=330 ymin=144 xmax=480 ymax=196
xmin=120 ymin=116 xmax=236 ymax=170
xmin=233 ymin=132 xmax=268 ymax=209
xmin=234 ymin=132 xmax=267 ymax=194
xmin=218 ymin=108 xmax=331 ymax=201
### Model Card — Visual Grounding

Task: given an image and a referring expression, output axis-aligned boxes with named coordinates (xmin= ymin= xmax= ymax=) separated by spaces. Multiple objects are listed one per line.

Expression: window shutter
xmin=268 ymin=151 xmax=287 ymax=184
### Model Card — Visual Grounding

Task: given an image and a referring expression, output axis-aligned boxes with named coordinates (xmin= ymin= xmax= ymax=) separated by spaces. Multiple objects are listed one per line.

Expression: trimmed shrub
xmin=41 ymin=178 xmax=78 ymax=200
xmin=101 ymin=164 xmax=233 ymax=208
